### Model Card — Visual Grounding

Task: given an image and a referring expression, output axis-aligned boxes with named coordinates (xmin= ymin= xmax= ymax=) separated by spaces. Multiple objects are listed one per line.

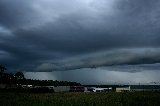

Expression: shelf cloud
xmin=35 ymin=48 xmax=160 ymax=72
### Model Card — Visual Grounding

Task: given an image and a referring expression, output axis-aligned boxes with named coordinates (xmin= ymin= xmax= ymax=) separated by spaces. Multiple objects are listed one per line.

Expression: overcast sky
xmin=1 ymin=0 xmax=160 ymax=84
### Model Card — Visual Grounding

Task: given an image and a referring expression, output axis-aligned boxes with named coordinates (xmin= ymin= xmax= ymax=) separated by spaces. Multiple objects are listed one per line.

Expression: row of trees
xmin=0 ymin=64 xmax=81 ymax=86
xmin=0 ymin=64 xmax=25 ymax=84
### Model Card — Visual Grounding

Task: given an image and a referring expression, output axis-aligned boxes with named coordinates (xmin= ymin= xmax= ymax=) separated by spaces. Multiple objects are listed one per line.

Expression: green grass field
xmin=0 ymin=92 xmax=160 ymax=106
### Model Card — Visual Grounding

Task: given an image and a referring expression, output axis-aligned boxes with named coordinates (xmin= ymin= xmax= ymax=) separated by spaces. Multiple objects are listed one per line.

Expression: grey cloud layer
xmin=36 ymin=48 xmax=160 ymax=71
xmin=0 ymin=0 xmax=160 ymax=72
xmin=25 ymin=69 xmax=160 ymax=84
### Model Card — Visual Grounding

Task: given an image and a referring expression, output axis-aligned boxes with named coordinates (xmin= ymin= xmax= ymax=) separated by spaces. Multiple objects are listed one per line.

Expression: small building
xmin=54 ymin=86 xmax=70 ymax=92
xmin=70 ymin=86 xmax=85 ymax=92
xmin=116 ymin=86 xmax=130 ymax=92
xmin=116 ymin=85 xmax=160 ymax=92
xmin=130 ymin=85 xmax=160 ymax=92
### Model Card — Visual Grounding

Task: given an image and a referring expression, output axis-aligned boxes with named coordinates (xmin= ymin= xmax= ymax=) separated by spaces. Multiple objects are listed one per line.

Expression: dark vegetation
xmin=0 ymin=91 xmax=160 ymax=106
xmin=0 ymin=64 xmax=81 ymax=87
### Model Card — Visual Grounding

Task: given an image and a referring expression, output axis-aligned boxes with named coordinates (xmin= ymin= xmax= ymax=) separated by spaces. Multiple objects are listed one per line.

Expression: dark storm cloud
xmin=0 ymin=0 xmax=36 ymax=28
xmin=0 ymin=0 xmax=160 ymax=72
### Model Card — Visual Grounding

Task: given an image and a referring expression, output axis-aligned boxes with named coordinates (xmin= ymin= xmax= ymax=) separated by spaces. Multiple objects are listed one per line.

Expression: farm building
xmin=70 ymin=86 xmax=85 ymax=92
xmin=116 ymin=86 xmax=130 ymax=92
xmin=15 ymin=85 xmax=85 ymax=92
xmin=54 ymin=86 xmax=70 ymax=92
xmin=33 ymin=86 xmax=85 ymax=92
xmin=84 ymin=87 xmax=94 ymax=92
xmin=116 ymin=85 xmax=160 ymax=92
xmin=130 ymin=85 xmax=160 ymax=92
xmin=32 ymin=86 xmax=70 ymax=92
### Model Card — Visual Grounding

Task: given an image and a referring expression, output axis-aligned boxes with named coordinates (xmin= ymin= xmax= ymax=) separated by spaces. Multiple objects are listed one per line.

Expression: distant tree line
xmin=0 ymin=64 xmax=81 ymax=86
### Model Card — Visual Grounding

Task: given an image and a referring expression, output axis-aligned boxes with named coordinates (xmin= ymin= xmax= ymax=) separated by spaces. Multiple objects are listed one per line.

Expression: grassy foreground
xmin=0 ymin=92 xmax=160 ymax=106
